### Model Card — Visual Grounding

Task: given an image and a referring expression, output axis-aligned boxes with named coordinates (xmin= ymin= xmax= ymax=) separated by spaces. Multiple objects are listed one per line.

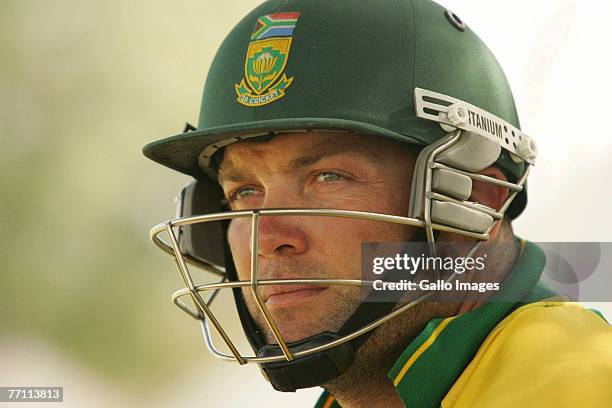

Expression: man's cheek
xmin=228 ymin=219 xmax=251 ymax=279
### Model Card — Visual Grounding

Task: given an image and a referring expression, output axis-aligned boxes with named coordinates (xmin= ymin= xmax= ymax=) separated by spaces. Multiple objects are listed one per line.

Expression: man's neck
xmin=322 ymin=299 xmax=443 ymax=408
xmin=326 ymin=377 xmax=404 ymax=408
xmin=323 ymin=227 xmax=519 ymax=407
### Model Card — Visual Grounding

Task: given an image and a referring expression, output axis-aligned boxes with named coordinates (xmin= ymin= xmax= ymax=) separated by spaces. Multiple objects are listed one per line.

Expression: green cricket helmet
xmin=145 ymin=0 xmax=537 ymax=392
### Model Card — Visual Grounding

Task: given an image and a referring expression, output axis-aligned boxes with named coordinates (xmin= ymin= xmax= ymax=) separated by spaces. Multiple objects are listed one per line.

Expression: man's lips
xmin=261 ymin=285 xmax=328 ymax=307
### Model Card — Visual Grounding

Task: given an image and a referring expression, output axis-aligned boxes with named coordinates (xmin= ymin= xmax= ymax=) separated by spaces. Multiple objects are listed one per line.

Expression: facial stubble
xmin=239 ymin=258 xmax=363 ymax=344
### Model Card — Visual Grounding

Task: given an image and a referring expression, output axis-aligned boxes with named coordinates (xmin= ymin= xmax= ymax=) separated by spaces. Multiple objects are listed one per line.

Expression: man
xmin=144 ymin=0 xmax=612 ymax=406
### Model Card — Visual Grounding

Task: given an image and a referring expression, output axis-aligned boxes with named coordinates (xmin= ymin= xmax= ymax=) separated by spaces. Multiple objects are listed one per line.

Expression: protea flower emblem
xmin=248 ymin=50 xmax=281 ymax=93
xmin=253 ymin=52 xmax=277 ymax=75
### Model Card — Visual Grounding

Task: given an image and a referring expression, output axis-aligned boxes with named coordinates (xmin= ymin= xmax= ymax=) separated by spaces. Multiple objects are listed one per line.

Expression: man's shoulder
xmin=488 ymin=301 xmax=612 ymax=376
xmin=491 ymin=300 xmax=610 ymax=355
xmin=443 ymin=301 xmax=612 ymax=407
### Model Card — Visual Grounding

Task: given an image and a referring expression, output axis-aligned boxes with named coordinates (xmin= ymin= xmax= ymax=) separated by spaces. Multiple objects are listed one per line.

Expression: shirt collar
xmin=316 ymin=240 xmax=553 ymax=408
xmin=387 ymin=239 xmax=551 ymax=408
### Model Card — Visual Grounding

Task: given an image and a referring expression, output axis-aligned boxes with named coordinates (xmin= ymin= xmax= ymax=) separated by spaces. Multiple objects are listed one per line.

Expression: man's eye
xmin=230 ymin=186 xmax=259 ymax=201
xmin=316 ymin=172 xmax=344 ymax=183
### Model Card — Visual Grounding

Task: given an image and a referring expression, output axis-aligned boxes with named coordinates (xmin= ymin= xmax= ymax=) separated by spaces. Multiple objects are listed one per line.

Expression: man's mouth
xmin=263 ymin=285 xmax=328 ymax=308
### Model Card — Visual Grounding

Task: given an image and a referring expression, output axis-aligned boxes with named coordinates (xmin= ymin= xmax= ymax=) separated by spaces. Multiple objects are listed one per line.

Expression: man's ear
xmin=470 ymin=166 xmax=509 ymax=238
xmin=470 ymin=166 xmax=509 ymax=210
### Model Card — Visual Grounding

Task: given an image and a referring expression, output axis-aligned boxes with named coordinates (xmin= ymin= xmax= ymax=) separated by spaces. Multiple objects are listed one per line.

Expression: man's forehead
xmin=217 ymin=132 xmax=389 ymax=183
xmin=224 ymin=132 xmax=380 ymax=158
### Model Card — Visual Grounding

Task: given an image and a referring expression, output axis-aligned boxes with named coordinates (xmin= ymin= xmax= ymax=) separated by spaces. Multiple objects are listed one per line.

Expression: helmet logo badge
xmin=235 ymin=12 xmax=301 ymax=107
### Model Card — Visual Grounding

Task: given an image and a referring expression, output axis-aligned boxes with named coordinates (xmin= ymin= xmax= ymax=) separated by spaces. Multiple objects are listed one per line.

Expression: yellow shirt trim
xmin=322 ymin=394 xmax=335 ymax=408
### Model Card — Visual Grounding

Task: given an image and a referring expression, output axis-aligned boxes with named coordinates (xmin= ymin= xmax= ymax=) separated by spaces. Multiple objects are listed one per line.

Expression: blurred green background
xmin=1 ymin=0 xmax=610 ymax=406
xmin=0 ymin=0 xmax=275 ymax=402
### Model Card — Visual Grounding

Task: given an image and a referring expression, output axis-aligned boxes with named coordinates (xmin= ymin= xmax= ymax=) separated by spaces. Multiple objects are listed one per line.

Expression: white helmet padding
xmin=432 ymin=168 xmax=472 ymax=201
xmin=435 ymin=131 xmax=501 ymax=173
xmin=409 ymin=131 xmax=498 ymax=235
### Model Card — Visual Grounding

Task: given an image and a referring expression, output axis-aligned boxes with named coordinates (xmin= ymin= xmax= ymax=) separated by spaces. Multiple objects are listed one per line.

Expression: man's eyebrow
xmin=217 ymin=163 xmax=245 ymax=185
xmin=217 ymin=136 xmax=384 ymax=185
xmin=286 ymin=137 xmax=383 ymax=172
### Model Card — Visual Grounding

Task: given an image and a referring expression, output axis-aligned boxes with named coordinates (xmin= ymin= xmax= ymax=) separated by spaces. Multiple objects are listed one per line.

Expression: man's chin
xmin=265 ymin=327 xmax=329 ymax=345
xmin=263 ymin=314 xmax=332 ymax=344
xmin=257 ymin=308 xmax=341 ymax=344
xmin=251 ymin=287 xmax=360 ymax=344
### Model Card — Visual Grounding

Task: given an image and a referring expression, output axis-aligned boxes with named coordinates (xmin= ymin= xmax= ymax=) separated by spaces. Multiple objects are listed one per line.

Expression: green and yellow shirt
xmin=315 ymin=241 xmax=612 ymax=407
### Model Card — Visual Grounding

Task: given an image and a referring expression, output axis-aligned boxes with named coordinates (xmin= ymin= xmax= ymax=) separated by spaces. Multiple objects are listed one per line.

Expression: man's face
xmin=218 ymin=132 xmax=418 ymax=343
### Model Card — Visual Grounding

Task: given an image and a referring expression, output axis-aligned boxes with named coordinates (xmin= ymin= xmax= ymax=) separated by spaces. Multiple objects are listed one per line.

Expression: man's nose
xmin=256 ymin=215 xmax=308 ymax=257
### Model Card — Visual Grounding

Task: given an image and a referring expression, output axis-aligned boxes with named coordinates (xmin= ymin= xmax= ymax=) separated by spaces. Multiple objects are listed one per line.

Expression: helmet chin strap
xmin=224 ymin=224 xmax=426 ymax=392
